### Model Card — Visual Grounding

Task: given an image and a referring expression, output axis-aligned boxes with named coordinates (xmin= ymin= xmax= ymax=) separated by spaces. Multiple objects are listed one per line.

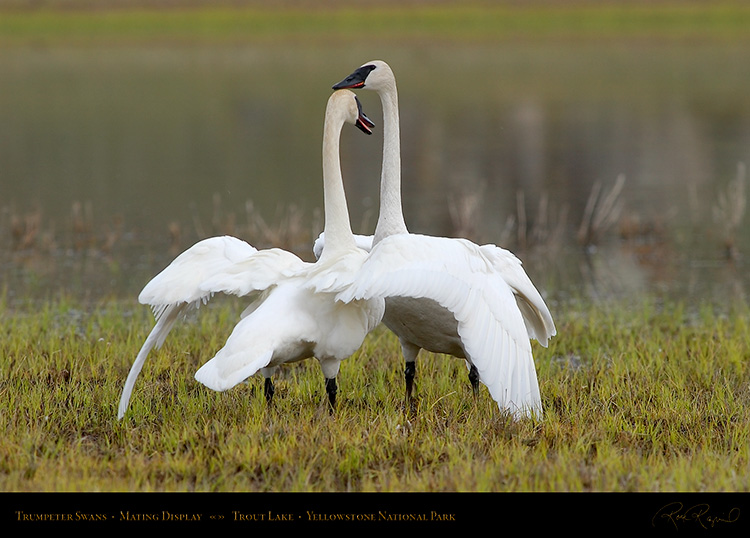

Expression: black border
xmin=3 ymin=492 xmax=748 ymax=533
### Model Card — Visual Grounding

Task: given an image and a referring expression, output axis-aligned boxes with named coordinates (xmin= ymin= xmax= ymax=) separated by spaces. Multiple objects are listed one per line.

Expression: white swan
xmin=118 ymin=90 xmax=383 ymax=418
xmin=330 ymin=60 xmax=556 ymax=419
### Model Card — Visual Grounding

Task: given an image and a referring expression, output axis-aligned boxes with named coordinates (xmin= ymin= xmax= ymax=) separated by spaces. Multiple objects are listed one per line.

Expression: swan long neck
xmin=320 ymin=107 xmax=356 ymax=258
xmin=373 ymin=79 xmax=408 ymax=245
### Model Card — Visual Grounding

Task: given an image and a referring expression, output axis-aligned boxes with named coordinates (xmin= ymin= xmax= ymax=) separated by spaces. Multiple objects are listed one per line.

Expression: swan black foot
xmin=468 ymin=364 xmax=479 ymax=396
xmin=264 ymin=377 xmax=275 ymax=403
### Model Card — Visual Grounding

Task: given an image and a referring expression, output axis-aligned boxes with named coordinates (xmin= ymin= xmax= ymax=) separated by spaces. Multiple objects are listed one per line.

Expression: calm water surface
xmin=1 ymin=41 xmax=749 ymax=309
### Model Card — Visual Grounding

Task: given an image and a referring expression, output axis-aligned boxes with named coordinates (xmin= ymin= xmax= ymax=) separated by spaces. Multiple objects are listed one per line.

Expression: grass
xmin=1 ymin=3 xmax=750 ymax=46
xmin=1 ymin=292 xmax=748 ymax=493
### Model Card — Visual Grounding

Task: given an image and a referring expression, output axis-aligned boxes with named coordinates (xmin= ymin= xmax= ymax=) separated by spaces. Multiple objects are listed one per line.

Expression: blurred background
xmin=1 ymin=1 xmax=749 ymax=308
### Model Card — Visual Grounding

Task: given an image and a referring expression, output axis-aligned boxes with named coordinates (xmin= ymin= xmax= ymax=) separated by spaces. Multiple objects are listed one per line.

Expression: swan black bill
xmin=355 ymin=96 xmax=375 ymax=135
xmin=332 ymin=64 xmax=376 ymax=90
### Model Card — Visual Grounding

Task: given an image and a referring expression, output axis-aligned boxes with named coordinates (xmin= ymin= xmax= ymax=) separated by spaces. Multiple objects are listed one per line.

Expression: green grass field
xmin=1 ymin=293 xmax=748 ymax=492
xmin=1 ymin=3 xmax=749 ymax=46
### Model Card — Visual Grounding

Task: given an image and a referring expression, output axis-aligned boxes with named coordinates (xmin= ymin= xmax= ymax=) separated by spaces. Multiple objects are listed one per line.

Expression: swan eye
xmin=359 ymin=64 xmax=377 ymax=80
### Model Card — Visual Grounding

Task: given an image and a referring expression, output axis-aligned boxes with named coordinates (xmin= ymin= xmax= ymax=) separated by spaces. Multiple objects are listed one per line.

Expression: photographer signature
xmin=652 ymin=502 xmax=740 ymax=530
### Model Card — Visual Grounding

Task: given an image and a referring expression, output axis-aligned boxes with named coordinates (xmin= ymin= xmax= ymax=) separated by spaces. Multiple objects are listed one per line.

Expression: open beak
xmin=333 ymin=65 xmax=375 ymax=90
xmin=355 ymin=96 xmax=375 ymax=135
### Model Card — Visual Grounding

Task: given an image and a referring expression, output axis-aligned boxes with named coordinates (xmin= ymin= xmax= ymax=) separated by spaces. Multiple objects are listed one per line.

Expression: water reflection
xmin=1 ymin=42 xmax=748 ymax=307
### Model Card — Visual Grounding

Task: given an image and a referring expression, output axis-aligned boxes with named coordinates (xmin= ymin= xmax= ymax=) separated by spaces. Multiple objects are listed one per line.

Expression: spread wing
xmin=337 ymin=233 xmax=543 ymax=418
xmin=479 ymin=244 xmax=556 ymax=347
xmin=118 ymin=236 xmax=306 ymax=419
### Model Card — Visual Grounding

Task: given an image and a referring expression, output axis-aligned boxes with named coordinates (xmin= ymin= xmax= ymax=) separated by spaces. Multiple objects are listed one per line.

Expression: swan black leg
xmin=264 ymin=377 xmax=275 ymax=403
xmin=468 ymin=364 xmax=479 ymax=396
xmin=404 ymin=361 xmax=416 ymax=399
xmin=325 ymin=377 xmax=337 ymax=411
xmin=404 ymin=361 xmax=419 ymax=414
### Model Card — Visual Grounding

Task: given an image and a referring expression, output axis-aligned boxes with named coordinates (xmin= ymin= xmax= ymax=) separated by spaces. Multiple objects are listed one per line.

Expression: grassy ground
xmin=1 ymin=292 xmax=748 ymax=493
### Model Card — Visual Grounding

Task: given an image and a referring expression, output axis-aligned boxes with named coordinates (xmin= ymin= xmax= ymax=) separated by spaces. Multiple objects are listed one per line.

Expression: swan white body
xmin=118 ymin=90 xmax=383 ymax=418
xmin=331 ymin=60 xmax=556 ymax=419
xmin=313 ymin=231 xmax=372 ymax=260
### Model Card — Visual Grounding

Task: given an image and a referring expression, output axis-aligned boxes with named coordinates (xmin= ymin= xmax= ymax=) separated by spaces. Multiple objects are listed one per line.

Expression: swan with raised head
xmin=330 ymin=60 xmax=556 ymax=419
xmin=118 ymin=90 xmax=383 ymax=418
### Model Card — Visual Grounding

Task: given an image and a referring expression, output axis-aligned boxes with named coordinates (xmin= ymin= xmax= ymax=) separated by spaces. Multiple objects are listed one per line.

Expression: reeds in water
xmin=712 ymin=162 xmax=746 ymax=261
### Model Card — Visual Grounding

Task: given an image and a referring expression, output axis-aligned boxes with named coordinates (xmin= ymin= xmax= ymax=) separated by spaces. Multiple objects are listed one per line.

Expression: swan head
xmin=332 ymin=60 xmax=394 ymax=93
xmin=329 ymin=89 xmax=375 ymax=135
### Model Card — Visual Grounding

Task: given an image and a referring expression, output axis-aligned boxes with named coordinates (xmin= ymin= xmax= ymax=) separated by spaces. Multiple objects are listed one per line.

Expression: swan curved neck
xmin=373 ymin=80 xmax=408 ymax=245
xmin=320 ymin=112 xmax=355 ymax=257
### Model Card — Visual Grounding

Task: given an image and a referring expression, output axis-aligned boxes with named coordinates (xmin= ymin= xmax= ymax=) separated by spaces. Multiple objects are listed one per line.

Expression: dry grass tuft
xmin=713 ymin=162 xmax=746 ymax=261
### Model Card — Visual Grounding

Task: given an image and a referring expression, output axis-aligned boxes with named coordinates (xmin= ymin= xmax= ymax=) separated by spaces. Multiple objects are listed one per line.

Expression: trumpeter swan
xmin=118 ymin=90 xmax=383 ymax=419
xmin=331 ymin=60 xmax=556 ymax=419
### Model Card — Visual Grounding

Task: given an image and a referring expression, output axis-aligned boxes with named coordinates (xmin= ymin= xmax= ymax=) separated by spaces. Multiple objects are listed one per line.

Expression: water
xmin=1 ymin=41 xmax=749 ymax=308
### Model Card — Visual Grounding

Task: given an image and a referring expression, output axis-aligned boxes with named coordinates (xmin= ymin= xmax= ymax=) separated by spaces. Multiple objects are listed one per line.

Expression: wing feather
xmin=198 ymin=247 xmax=306 ymax=297
xmin=194 ymin=347 xmax=275 ymax=392
xmin=118 ymin=303 xmax=187 ymax=419
xmin=139 ymin=236 xmax=260 ymax=311
xmin=336 ymin=234 xmax=542 ymax=418
xmin=479 ymin=244 xmax=556 ymax=346
xmin=119 ymin=237 xmax=305 ymax=419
